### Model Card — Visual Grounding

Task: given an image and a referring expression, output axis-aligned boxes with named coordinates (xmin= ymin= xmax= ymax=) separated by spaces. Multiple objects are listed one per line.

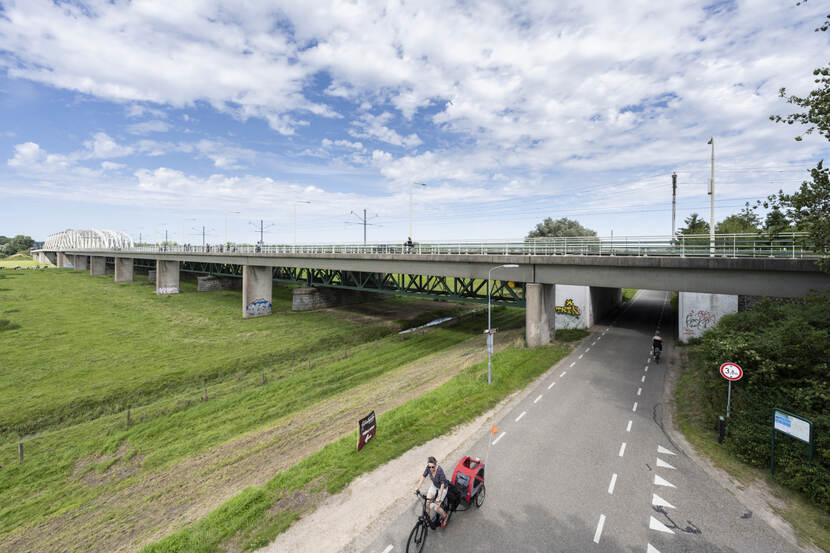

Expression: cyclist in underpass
xmin=415 ymin=456 xmax=450 ymax=527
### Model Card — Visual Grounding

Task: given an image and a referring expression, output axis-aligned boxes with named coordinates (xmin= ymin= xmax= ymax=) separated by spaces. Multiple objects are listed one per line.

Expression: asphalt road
xmin=359 ymin=290 xmax=799 ymax=553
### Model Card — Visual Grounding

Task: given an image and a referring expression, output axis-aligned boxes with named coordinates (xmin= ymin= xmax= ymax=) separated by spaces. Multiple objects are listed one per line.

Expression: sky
xmin=1 ymin=0 xmax=829 ymax=245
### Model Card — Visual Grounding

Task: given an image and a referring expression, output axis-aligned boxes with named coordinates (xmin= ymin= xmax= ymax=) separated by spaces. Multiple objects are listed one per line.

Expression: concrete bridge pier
xmin=74 ymin=255 xmax=89 ymax=271
xmin=90 ymin=256 xmax=106 ymax=276
xmin=57 ymin=252 xmax=71 ymax=268
xmin=43 ymin=251 xmax=57 ymax=265
xmin=242 ymin=265 xmax=272 ymax=318
xmin=115 ymin=258 xmax=134 ymax=282
xmin=156 ymin=260 xmax=180 ymax=294
xmin=526 ymin=283 xmax=555 ymax=347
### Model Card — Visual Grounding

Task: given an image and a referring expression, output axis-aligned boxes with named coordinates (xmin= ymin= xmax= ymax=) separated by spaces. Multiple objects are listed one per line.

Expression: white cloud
xmin=350 ymin=112 xmax=422 ymax=148
xmin=83 ymin=132 xmax=134 ymax=159
xmin=126 ymin=120 xmax=171 ymax=134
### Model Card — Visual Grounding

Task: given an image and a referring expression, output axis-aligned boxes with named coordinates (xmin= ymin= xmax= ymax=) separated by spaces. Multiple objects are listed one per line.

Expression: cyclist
xmin=652 ymin=330 xmax=663 ymax=357
xmin=415 ymin=456 xmax=450 ymax=527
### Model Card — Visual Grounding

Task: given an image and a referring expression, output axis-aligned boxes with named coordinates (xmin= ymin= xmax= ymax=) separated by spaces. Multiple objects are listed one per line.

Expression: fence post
xmin=18 ymin=442 xmax=23 ymax=463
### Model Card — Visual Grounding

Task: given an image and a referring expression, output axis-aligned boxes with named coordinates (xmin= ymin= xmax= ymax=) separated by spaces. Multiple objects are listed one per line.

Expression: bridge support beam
xmin=242 ymin=265 xmax=272 ymax=318
xmin=156 ymin=260 xmax=180 ymax=294
xmin=526 ymin=283 xmax=555 ymax=347
xmin=115 ymin=258 xmax=134 ymax=282
xmin=90 ymin=256 xmax=107 ymax=276
xmin=57 ymin=252 xmax=71 ymax=268
xmin=43 ymin=252 xmax=57 ymax=266
xmin=73 ymin=255 xmax=89 ymax=271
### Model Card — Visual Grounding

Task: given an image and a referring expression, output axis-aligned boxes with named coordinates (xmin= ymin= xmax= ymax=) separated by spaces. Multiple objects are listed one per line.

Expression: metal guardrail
xmin=56 ymin=233 xmax=822 ymax=259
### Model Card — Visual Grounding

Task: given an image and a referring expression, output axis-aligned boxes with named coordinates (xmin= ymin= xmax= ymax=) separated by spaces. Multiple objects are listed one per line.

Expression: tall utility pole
xmin=671 ymin=172 xmax=678 ymax=237
xmin=410 ymin=182 xmax=426 ymax=239
xmin=347 ymin=209 xmax=379 ymax=245
xmin=249 ymin=219 xmax=274 ymax=245
xmin=707 ymin=137 xmax=715 ymax=256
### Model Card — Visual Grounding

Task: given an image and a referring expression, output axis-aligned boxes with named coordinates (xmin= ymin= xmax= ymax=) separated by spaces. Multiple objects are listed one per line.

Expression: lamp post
xmin=707 ymin=137 xmax=715 ymax=256
xmin=410 ymin=182 xmax=426 ymax=240
xmin=487 ymin=264 xmax=519 ymax=384
xmin=294 ymin=201 xmax=311 ymax=251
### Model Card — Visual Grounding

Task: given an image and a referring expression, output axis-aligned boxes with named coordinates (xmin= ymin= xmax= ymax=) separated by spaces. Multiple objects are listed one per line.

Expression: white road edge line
xmin=593 ymin=514 xmax=606 ymax=543
xmin=619 ymin=442 xmax=627 ymax=457
xmin=534 ymin=394 xmax=543 ymax=404
xmin=381 ymin=546 xmax=393 ymax=553
xmin=608 ymin=473 xmax=617 ymax=494
xmin=548 ymin=381 xmax=556 ymax=390
xmin=492 ymin=432 xmax=505 ymax=445
xmin=626 ymin=420 xmax=632 ymax=432
xmin=515 ymin=411 xmax=526 ymax=422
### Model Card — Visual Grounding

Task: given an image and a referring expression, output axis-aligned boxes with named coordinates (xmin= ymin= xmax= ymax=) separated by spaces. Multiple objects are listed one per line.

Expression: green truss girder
xmin=129 ymin=258 xmax=525 ymax=305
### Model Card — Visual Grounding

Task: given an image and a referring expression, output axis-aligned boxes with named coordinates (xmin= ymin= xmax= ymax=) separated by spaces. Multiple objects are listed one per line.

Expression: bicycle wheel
xmin=406 ymin=521 xmax=427 ymax=553
xmin=475 ymin=485 xmax=486 ymax=508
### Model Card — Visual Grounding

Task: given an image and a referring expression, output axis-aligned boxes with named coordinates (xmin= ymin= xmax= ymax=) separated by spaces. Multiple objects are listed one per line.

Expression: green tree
xmin=715 ymin=206 xmax=760 ymax=234
xmin=526 ymin=217 xmax=596 ymax=238
xmin=770 ymin=9 xmax=829 ymax=141
xmin=0 ymin=236 xmax=9 ymax=245
xmin=679 ymin=213 xmax=710 ymax=235
xmin=783 ymin=161 xmax=830 ymax=267
xmin=6 ymin=235 xmax=34 ymax=255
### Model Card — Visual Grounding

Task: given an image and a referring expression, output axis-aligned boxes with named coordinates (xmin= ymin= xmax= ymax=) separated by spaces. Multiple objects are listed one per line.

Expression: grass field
xmin=0 ymin=267 xmax=567 ymax=553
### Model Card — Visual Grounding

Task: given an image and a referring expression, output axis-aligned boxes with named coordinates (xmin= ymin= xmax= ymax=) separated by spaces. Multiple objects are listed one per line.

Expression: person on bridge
xmin=652 ymin=330 xmax=663 ymax=355
xmin=415 ymin=456 xmax=450 ymax=527
xmin=404 ymin=236 xmax=414 ymax=253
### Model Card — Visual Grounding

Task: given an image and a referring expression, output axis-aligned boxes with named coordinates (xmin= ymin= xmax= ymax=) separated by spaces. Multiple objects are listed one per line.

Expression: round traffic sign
xmin=719 ymin=362 xmax=743 ymax=381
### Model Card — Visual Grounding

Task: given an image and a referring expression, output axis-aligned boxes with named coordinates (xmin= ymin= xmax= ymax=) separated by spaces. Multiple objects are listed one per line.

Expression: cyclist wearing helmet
xmin=415 ymin=456 xmax=450 ymax=527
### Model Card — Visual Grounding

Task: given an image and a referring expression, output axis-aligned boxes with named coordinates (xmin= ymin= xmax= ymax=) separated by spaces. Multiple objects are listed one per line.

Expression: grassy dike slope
xmin=0 ymin=268 xmax=532 ymax=553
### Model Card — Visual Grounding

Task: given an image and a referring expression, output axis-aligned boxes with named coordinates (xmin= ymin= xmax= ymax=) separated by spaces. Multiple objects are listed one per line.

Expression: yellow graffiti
xmin=555 ymin=298 xmax=581 ymax=317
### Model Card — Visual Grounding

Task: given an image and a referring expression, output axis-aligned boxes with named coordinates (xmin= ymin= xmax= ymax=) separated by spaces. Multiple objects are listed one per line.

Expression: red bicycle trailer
xmin=447 ymin=455 xmax=486 ymax=511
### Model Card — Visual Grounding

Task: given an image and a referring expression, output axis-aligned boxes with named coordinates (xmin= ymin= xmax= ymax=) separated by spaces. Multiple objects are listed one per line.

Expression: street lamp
xmin=707 ymin=137 xmax=715 ymax=256
xmin=410 ymin=182 xmax=426 ymax=240
xmin=487 ymin=264 xmax=519 ymax=384
xmin=294 ymin=201 xmax=311 ymax=251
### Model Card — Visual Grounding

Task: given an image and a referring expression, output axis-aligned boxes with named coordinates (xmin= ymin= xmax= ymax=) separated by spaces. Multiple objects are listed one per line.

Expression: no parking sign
xmin=719 ymin=362 xmax=743 ymax=419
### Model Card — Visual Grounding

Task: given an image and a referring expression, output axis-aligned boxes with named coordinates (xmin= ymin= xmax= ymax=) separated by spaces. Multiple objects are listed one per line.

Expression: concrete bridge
xmin=32 ymin=236 xmax=829 ymax=347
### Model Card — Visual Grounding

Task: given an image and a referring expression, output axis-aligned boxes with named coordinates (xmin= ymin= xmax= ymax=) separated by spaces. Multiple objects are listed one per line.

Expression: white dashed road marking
xmin=626 ymin=420 xmax=632 ymax=432
xmin=534 ymin=394 xmax=543 ymax=404
xmin=569 ymin=362 xmax=575 ymax=368
xmin=593 ymin=514 xmax=606 ymax=543
xmin=618 ymin=442 xmax=626 ymax=457
xmin=560 ymin=371 xmax=567 ymax=377
xmin=585 ymin=347 xmax=591 ymax=352
xmin=492 ymin=432 xmax=505 ymax=445
xmin=632 ymin=402 xmax=638 ymax=412
xmin=579 ymin=354 xmax=584 ymax=359
xmin=641 ymin=375 xmax=646 ymax=383
xmin=381 ymin=545 xmax=393 ymax=553
xmin=607 ymin=473 xmax=617 ymax=494
xmin=637 ymin=387 xmax=642 ymax=396
xmin=515 ymin=411 xmax=526 ymax=422
xmin=547 ymin=381 xmax=556 ymax=390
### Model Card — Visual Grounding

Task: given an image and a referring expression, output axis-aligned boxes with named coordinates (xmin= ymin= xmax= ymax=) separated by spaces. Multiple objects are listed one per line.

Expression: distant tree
xmin=679 ymin=213 xmax=710 ymax=235
xmin=715 ymin=206 xmax=761 ymax=234
xmin=6 ymin=235 xmax=34 ymax=255
xmin=526 ymin=217 xmax=596 ymax=238
xmin=781 ymin=161 xmax=830 ymax=269
xmin=0 ymin=236 xmax=9 ymax=245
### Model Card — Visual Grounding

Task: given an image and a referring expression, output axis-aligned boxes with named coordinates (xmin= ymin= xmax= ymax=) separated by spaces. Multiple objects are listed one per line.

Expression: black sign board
xmin=357 ymin=411 xmax=376 ymax=452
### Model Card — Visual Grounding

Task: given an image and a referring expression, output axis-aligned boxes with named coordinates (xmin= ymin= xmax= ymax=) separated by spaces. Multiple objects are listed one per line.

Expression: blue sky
xmin=1 ymin=0 xmax=829 ymax=244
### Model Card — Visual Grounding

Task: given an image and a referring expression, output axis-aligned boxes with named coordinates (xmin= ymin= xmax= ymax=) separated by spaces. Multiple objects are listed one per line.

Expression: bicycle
xmin=406 ymin=490 xmax=453 ymax=553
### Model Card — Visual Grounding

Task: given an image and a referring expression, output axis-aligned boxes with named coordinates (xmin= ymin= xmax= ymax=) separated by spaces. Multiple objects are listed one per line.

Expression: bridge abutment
xmin=291 ymin=286 xmax=386 ymax=311
xmin=678 ymin=292 xmax=738 ymax=343
xmin=57 ymin=252 xmax=72 ymax=268
xmin=156 ymin=260 xmax=180 ymax=294
xmin=90 ymin=256 xmax=106 ymax=276
xmin=526 ymin=283 xmax=555 ymax=347
xmin=115 ymin=258 xmax=134 ymax=282
xmin=242 ymin=266 xmax=272 ymax=318
xmin=73 ymin=255 xmax=89 ymax=271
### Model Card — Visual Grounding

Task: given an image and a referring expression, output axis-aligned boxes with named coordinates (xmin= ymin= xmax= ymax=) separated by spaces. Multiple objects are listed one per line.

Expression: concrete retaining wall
xmin=553 ymin=285 xmax=621 ymax=329
xmin=197 ymin=275 xmax=242 ymax=292
xmin=292 ymin=286 xmax=387 ymax=311
xmin=679 ymin=292 xmax=738 ymax=343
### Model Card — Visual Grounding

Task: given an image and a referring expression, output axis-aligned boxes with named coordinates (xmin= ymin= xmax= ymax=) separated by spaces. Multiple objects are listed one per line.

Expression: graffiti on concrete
xmin=157 ymin=287 xmax=179 ymax=295
xmin=246 ymin=298 xmax=272 ymax=317
xmin=555 ymin=298 xmax=581 ymax=317
xmin=684 ymin=309 xmax=717 ymax=330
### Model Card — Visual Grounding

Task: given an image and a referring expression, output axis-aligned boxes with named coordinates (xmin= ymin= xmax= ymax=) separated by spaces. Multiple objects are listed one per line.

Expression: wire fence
xmin=56 ymin=232 xmax=822 ymax=259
